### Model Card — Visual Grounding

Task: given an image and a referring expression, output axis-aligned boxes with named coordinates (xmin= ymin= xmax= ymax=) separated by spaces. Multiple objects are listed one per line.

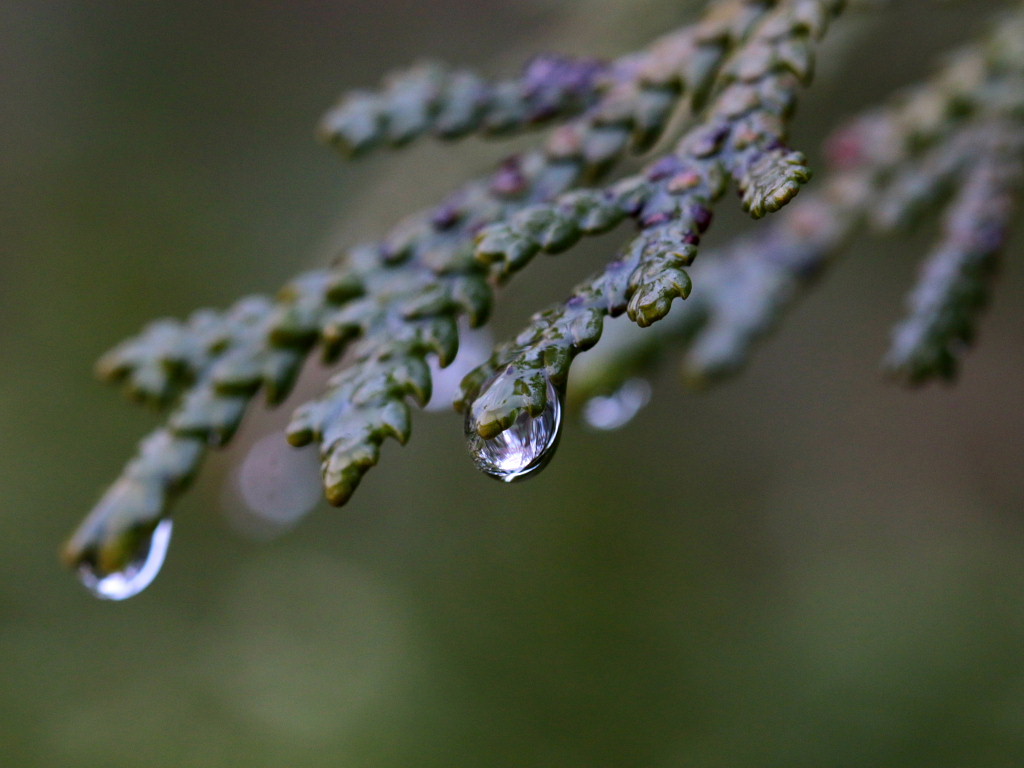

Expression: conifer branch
xmin=571 ymin=11 xmax=1024 ymax=399
xmin=318 ymin=56 xmax=609 ymax=154
xmin=65 ymin=0 xmax=775 ymax=573
xmin=462 ymin=0 xmax=841 ymax=437
xmin=884 ymin=121 xmax=1023 ymax=383
xmin=62 ymin=1 xmax=1024 ymax=593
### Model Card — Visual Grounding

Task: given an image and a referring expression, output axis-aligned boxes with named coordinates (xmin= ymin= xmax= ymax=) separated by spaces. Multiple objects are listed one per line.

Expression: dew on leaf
xmin=465 ymin=376 xmax=562 ymax=482
xmin=77 ymin=520 xmax=173 ymax=601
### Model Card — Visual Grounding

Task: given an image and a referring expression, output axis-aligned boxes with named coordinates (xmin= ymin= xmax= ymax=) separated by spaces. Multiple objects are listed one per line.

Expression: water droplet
xmin=466 ymin=377 xmax=562 ymax=482
xmin=77 ymin=520 xmax=173 ymax=601
xmin=582 ymin=378 xmax=651 ymax=431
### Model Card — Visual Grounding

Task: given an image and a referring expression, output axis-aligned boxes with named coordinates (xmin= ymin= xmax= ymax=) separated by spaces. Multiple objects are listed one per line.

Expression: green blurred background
xmin=2 ymin=1 xmax=1024 ymax=766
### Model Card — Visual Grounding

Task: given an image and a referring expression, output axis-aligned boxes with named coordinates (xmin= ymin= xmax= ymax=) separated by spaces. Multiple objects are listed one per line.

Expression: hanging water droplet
xmin=77 ymin=519 xmax=173 ymax=601
xmin=582 ymin=378 xmax=652 ymax=431
xmin=465 ymin=376 xmax=562 ymax=483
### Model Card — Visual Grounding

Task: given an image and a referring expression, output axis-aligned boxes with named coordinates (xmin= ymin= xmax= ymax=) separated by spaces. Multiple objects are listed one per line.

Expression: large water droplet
xmin=466 ymin=377 xmax=562 ymax=482
xmin=582 ymin=378 xmax=652 ymax=431
xmin=468 ymin=376 xmax=565 ymax=483
xmin=77 ymin=520 xmax=173 ymax=601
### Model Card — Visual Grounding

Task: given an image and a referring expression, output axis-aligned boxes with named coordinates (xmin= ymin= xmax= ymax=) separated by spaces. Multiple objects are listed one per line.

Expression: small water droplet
xmin=466 ymin=377 xmax=562 ymax=483
xmin=582 ymin=378 xmax=651 ymax=431
xmin=77 ymin=520 xmax=173 ymax=601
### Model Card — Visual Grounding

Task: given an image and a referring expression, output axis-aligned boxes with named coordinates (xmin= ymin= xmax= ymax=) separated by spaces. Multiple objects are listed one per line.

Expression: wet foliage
xmin=62 ymin=0 xmax=1024 ymax=597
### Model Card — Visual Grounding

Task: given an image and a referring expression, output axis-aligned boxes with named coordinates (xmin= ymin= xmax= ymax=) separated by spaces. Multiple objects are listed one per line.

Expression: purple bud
xmin=491 ymin=156 xmax=528 ymax=197
xmin=689 ymin=205 xmax=713 ymax=233
xmin=431 ymin=203 xmax=462 ymax=231
xmin=642 ymin=211 xmax=673 ymax=228
xmin=648 ymin=155 xmax=684 ymax=181
xmin=523 ymin=54 xmax=607 ymax=99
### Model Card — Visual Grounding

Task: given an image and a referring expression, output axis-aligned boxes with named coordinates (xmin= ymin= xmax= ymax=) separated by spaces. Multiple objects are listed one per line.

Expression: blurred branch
xmin=571 ymin=9 xmax=1024 ymax=399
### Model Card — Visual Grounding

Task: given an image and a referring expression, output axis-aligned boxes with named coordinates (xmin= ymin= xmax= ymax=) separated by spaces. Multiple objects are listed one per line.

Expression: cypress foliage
xmin=64 ymin=1 xmax=1024 ymax=590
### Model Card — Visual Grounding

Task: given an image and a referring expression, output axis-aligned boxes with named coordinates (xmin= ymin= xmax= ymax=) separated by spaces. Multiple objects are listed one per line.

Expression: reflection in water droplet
xmin=582 ymin=378 xmax=652 ymax=431
xmin=77 ymin=520 xmax=173 ymax=601
xmin=466 ymin=377 xmax=562 ymax=482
